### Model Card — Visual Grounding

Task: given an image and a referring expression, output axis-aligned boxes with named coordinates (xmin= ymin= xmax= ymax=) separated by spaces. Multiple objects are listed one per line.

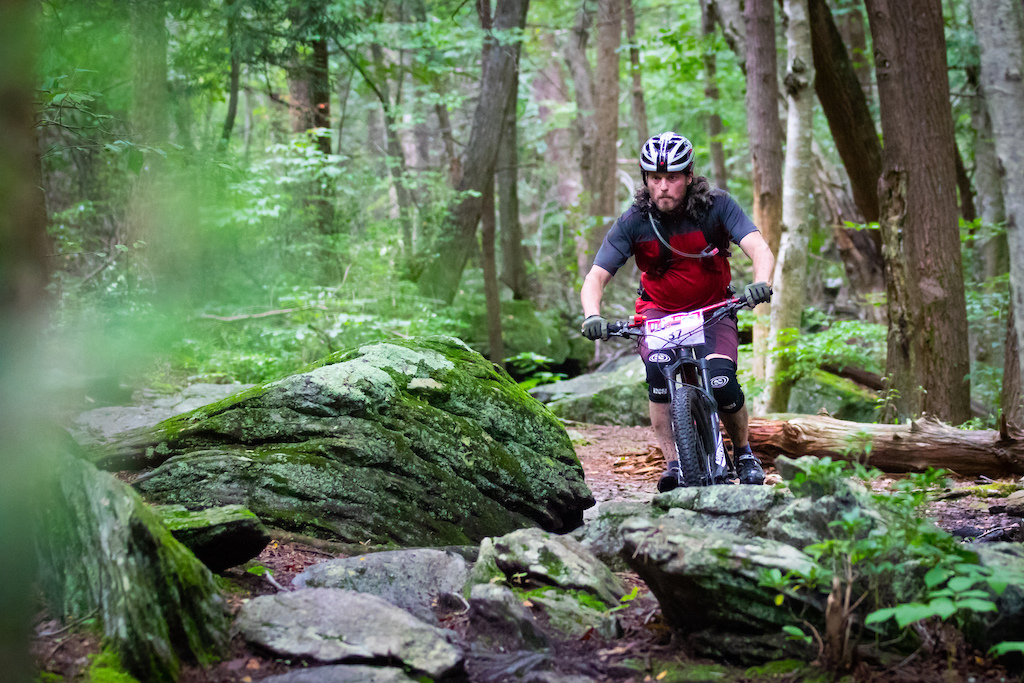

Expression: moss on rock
xmin=94 ymin=337 xmax=594 ymax=547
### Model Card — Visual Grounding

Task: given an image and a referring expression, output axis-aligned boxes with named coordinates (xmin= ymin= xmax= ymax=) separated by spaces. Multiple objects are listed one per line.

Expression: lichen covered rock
xmin=92 ymin=337 xmax=593 ymax=547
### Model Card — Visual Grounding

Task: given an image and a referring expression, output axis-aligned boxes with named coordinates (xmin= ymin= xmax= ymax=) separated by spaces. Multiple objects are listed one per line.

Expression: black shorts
xmin=638 ymin=308 xmax=739 ymax=400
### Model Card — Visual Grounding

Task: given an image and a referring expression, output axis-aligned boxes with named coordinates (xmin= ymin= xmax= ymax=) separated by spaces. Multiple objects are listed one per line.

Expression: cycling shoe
xmin=657 ymin=467 xmax=685 ymax=492
xmin=737 ymin=455 xmax=765 ymax=485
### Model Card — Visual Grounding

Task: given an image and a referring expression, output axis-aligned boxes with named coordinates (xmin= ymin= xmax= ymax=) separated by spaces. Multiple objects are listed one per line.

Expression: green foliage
xmin=506 ymin=352 xmax=566 ymax=390
xmin=86 ymin=648 xmax=140 ymax=683
xmin=769 ymin=457 xmax=1024 ymax=657
xmin=768 ymin=316 xmax=887 ymax=384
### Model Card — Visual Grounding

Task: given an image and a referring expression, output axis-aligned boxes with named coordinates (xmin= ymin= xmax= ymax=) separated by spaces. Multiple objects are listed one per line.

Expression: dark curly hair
xmin=636 ymin=174 xmax=716 ymax=279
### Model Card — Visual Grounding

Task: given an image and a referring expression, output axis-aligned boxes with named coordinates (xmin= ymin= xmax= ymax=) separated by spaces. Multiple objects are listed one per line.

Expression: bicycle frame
xmin=608 ymin=297 xmax=748 ymax=484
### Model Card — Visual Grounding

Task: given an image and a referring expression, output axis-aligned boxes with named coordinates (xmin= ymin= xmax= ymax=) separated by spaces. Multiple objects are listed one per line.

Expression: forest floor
xmin=33 ymin=422 xmax=1024 ymax=683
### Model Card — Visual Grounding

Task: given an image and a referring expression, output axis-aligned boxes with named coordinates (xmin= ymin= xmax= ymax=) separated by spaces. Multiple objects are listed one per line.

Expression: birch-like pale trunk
xmin=970 ymin=0 xmax=1024 ymax=424
xmin=760 ymin=0 xmax=815 ymax=414
xmin=744 ymin=0 xmax=784 ymax=389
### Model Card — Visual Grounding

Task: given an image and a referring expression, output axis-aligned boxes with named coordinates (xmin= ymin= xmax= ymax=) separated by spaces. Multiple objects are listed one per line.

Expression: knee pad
xmin=708 ymin=357 xmax=744 ymax=413
xmin=644 ymin=357 xmax=671 ymax=403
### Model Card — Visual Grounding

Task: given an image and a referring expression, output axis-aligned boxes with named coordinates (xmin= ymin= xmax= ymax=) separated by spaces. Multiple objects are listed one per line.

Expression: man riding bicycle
xmin=580 ymin=132 xmax=775 ymax=491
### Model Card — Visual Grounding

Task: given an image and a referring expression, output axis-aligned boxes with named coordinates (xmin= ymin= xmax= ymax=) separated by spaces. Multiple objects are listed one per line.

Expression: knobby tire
xmin=670 ymin=385 xmax=718 ymax=487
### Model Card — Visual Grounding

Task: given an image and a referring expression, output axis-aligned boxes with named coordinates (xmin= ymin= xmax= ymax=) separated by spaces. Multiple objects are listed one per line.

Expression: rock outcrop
xmin=88 ymin=337 xmax=594 ymax=547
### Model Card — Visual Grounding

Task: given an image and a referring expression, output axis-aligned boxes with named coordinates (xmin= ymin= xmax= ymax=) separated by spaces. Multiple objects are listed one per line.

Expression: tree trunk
xmin=416 ymin=0 xmax=529 ymax=304
xmin=563 ymin=6 xmax=598 ymax=275
xmin=369 ymin=43 xmax=415 ymax=256
xmin=219 ymin=0 xmax=240 ymax=149
xmin=745 ymin=0 xmax=784 ymax=388
xmin=701 ymin=0 xmax=729 ymax=192
xmin=624 ymin=0 xmax=649 ymax=150
xmin=831 ymin=0 xmax=872 ymax=101
xmin=37 ymin=452 xmax=229 ymax=682
xmin=970 ymin=0 xmax=1024 ymax=413
xmin=0 ymin=3 xmax=49 ymax=677
xmin=498 ymin=92 xmax=528 ymax=300
xmin=808 ymin=0 xmax=882 ymax=224
xmin=481 ymin=177 xmax=506 ymax=369
xmin=130 ymin=0 xmax=169 ymax=144
xmin=763 ymin=0 xmax=815 ymax=414
xmin=954 ymin=144 xmax=977 ymax=222
xmin=1004 ymin=303 xmax=1023 ymax=436
xmin=747 ymin=414 xmax=1024 ymax=477
xmin=966 ymin=65 xmax=1009 ymax=280
xmin=865 ymin=0 xmax=972 ymax=423
xmin=588 ymin=0 xmax=622 ymax=257
xmin=710 ymin=0 xmax=747 ymax=73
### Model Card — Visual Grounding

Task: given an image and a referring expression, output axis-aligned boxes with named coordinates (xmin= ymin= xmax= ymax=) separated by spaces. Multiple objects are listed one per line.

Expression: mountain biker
xmin=579 ymin=131 xmax=775 ymax=491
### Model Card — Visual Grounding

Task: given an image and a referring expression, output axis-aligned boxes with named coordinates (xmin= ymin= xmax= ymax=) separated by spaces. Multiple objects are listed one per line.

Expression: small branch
xmin=79 ymin=252 xmax=120 ymax=285
xmin=199 ymin=305 xmax=328 ymax=322
xmin=264 ymin=572 xmax=286 ymax=592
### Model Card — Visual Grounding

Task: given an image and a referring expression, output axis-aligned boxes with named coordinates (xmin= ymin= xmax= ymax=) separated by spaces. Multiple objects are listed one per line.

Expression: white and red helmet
xmin=640 ymin=132 xmax=694 ymax=175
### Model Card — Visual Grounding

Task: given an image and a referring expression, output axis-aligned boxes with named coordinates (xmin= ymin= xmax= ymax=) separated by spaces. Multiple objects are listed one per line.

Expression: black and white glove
xmin=744 ymin=281 xmax=773 ymax=307
xmin=581 ymin=315 xmax=609 ymax=341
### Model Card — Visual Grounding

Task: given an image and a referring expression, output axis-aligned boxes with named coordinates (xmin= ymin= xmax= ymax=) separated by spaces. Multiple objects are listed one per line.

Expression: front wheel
xmin=670 ymin=385 xmax=718 ymax=487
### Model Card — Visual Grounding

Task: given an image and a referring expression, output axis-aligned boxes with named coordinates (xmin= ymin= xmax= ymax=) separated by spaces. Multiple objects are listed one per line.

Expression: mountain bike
xmin=606 ymin=297 xmax=751 ymax=487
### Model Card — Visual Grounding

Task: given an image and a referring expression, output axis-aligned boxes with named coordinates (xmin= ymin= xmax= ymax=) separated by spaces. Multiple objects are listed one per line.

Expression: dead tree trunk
xmin=748 ymin=414 xmax=1024 ymax=477
xmin=701 ymin=0 xmax=729 ymax=192
xmin=624 ymin=0 xmax=649 ymax=149
xmin=481 ymin=177 xmax=505 ymax=369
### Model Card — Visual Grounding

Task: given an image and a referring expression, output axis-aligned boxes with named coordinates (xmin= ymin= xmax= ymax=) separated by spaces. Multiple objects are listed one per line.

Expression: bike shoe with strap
xmin=657 ymin=466 xmax=685 ymax=492
xmin=737 ymin=455 xmax=765 ymax=485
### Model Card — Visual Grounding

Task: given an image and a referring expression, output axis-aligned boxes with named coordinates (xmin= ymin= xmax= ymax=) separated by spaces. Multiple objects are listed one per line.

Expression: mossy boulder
xmin=151 ymin=504 xmax=270 ymax=572
xmin=533 ymin=358 xmax=650 ymax=426
xmin=91 ymin=337 xmax=594 ymax=547
xmin=37 ymin=452 xmax=229 ymax=683
xmin=788 ymin=369 xmax=878 ymax=422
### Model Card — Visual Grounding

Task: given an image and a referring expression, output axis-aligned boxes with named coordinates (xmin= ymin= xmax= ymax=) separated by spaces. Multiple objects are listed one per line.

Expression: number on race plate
xmin=644 ymin=310 xmax=705 ymax=350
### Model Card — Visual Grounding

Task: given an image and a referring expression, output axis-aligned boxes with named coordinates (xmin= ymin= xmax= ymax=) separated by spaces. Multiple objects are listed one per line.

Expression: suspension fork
xmin=695 ymin=356 xmax=734 ymax=480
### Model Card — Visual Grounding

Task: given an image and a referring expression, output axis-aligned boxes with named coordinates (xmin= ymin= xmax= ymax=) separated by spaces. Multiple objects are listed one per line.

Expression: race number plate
xmin=644 ymin=310 xmax=705 ymax=350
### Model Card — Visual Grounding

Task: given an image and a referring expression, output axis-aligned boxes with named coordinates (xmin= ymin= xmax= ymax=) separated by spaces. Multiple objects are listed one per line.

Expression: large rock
xmin=788 ymin=369 xmax=878 ymax=422
xmin=620 ymin=513 xmax=823 ymax=664
xmin=91 ymin=337 xmax=594 ymax=547
xmin=236 ymin=588 xmax=464 ymax=679
xmin=292 ymin=548 xmax=469 ymax=624
xmin=533 ymin=358 xmax=650 ymax=426
xmin=151 ymin=504 xmax=270 ymax=572
xmin=468 ymin=528 xmax=628 ymax=641
xmin=37 ymin=451 xmax=229 ymax=683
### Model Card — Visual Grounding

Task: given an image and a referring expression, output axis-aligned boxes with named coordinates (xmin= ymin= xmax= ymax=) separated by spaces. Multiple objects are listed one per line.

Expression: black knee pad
xmin=644 ymin=356 xmax=671 ymax=403
xmin=708 ymin=357 xmax=744 ymax=413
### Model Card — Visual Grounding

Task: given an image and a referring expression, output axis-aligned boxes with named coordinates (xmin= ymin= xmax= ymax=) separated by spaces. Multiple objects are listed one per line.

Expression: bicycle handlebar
xmin=605 ymin=297 xmax=750 ymax=339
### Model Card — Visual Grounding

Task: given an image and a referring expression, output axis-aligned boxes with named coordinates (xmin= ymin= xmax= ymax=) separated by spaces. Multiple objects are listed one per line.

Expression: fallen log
xmin=748 ymin=414 xmax=1024 ymax=478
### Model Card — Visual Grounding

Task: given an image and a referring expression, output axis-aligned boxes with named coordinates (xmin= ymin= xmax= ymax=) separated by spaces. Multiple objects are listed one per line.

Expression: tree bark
xmin=369 ymin=43 xmax=415 ymax=255
xmin=481 ymin=177 xmax=505 ymax=369
xmin=831 ymin=0 xmax=872 ymax=101
xmin=808 ymin=0 xmax=882 ymax=224
xmin=1003 ymin=302 xmax=1023 ymax=436
xmin=966 ymin=65 xmax=1009 ymax=280
xmin=563 ymin=6 xmax=598 ymax=275
xmin=865 ymin=0 xmax=972 ymax=423
xmin=219 ymin=0 xmax=241 ymax=149
xmin=416 ymin=0 xmax=529 ymax=304
xmin=970 ymin=0 xmax=1024 ymax=415
xmin=701 ymin=0 xmax=729 ymax=192
xmin=498 ymin=92 xmax=528 ymax=300
xmin=588 ymin=0 xmax=623 ymax=257
xmin=763 ymin=0 xmax=816 ymax=413
xmin=0 ymin=3 xmax=49 ymax=677
xmin=745 ymin=0 xmax=784 ymax=387
xmin=38 ymin=452 xmax=229 ymax=682
xmin=130 ymin=0 xmax=169 ymax=144
xmin=747 ymin=414 xmax=1024 ymax=477
xmin=710 ymin=0 xmax=747 ymax=73
xmin=624 ymin=0 xmax=649 ymax=150
xmin=954 ymin=144 xmax=977 ymax=222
